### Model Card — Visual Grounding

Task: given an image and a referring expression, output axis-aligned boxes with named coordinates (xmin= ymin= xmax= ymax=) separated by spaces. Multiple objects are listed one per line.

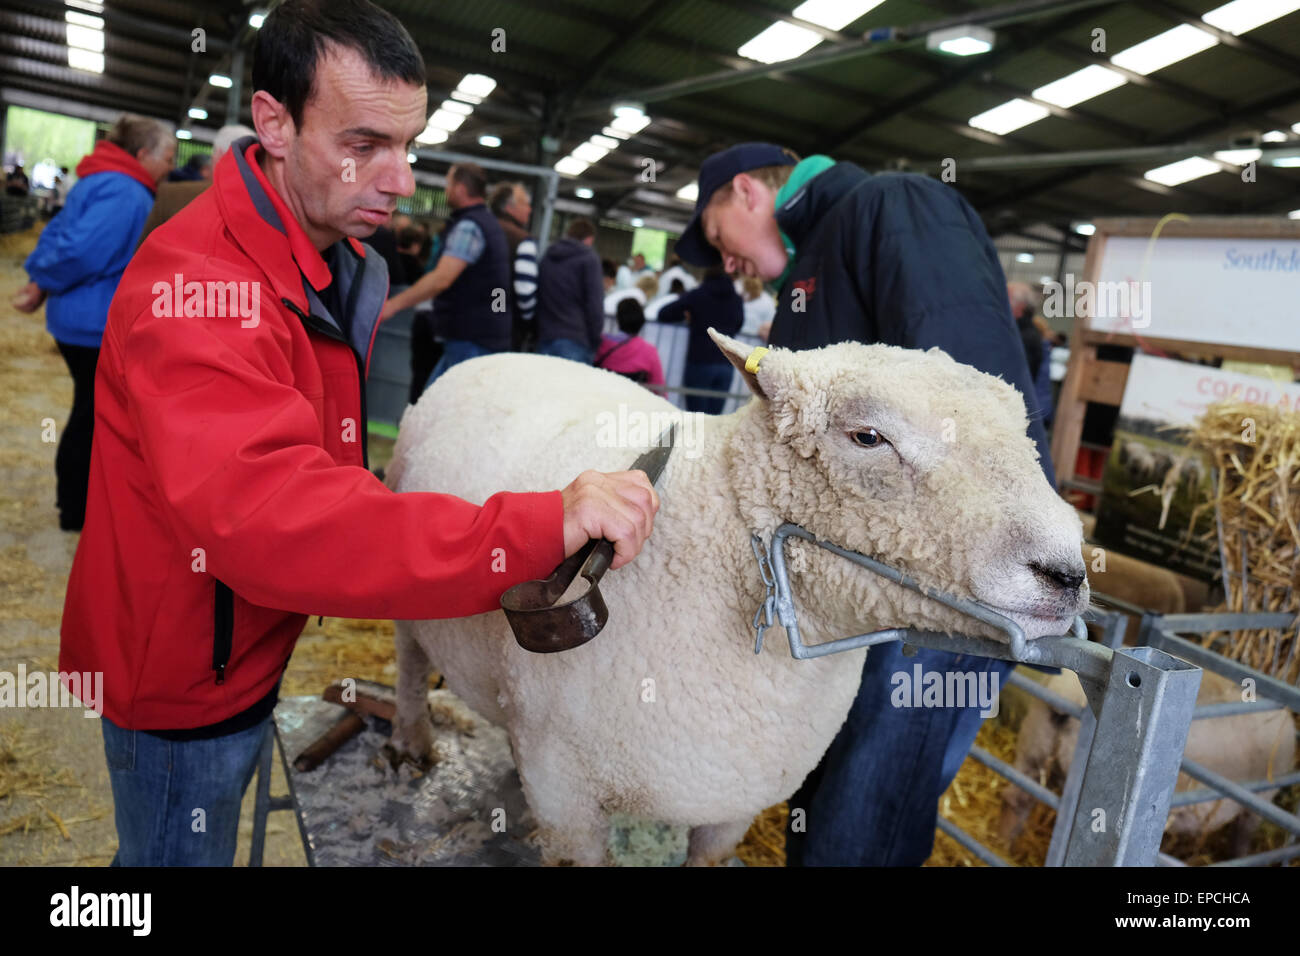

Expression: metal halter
xmin=749 ymin=523 xmax=1087 ymax=662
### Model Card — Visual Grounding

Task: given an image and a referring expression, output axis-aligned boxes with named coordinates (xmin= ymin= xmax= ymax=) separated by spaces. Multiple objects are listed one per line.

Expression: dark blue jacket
xmin=657 ymin=274 xmax=744 ymax=365
xmin=769 ymin=163 xmax=1055 ymax=487
xmin=432 ymin=203 xmax=512 ymax=350
xmin=535 ymin=237 xmax=605 ymax=351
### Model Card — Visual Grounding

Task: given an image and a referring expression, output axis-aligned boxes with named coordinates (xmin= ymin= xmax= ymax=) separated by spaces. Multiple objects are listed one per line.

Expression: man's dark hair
xmin=670 ymin=278 xmax=685 ymax=295
xmin=397 ymin=225 xmax=424 ymax=249
xmin=450 ymin=163 xmax=487 ymax=200
xmin=184 ymin=153 xmax=212 ymax=173
xmin=253 ymin=0 xmax=426 ymax=128
xmin=601 ymin=258 xmax=617 ymax=280
xmin=566 ymin=217 xmax=595 ymax=241
xmin=615 ymin=298 xmax=645 ymax=337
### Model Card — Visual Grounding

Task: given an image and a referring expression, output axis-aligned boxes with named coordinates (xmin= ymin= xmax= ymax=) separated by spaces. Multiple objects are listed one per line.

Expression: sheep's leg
xmin=513 ymin=743 xmax=610 ymax=865
xmin=387 ymin=623 xmax=438 ymax=770
xmin=685 ymin=818 xmax=753 ymax=867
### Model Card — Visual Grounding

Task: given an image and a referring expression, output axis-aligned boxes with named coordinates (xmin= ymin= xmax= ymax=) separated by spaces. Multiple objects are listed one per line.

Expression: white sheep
xmin=1000 ymin=669 xmax=1296 ymax=856
xmin=385 ymin=331 xmax=1090 ymax=865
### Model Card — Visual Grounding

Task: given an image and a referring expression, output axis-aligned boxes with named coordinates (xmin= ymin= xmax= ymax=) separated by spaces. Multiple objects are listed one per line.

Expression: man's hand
xmin=11 ymin=281 xmax=46 ymax=314
xmin=560 ymin=469 xmax=660 ymax=571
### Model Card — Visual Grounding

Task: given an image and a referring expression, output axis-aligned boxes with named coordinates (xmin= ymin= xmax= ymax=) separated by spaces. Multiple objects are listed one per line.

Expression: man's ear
xmin=708 ymin=328 xmax=772 ymax=400
xmin=251 ymin=90 xmax=293 ymax=158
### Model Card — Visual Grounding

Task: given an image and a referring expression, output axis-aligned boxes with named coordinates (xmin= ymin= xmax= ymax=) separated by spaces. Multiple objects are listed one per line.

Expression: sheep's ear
xmin=708 ymin=328 xmax=771 ymax=400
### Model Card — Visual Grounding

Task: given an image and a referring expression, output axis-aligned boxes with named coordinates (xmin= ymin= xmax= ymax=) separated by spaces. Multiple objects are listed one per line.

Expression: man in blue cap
xmin=675 ymin=143 xmax=1056 ymax=866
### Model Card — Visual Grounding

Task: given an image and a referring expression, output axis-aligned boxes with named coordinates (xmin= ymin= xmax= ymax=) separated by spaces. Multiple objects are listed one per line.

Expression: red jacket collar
xmin=75 ymin=140 xmax=158 ymax=195
xmin=214 ymin=140 xmax=367 ymax=310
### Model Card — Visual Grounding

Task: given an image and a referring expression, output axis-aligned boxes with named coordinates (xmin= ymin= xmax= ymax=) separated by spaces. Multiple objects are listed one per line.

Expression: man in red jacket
xmin=60 ymin=0 xmax=658 ymax=866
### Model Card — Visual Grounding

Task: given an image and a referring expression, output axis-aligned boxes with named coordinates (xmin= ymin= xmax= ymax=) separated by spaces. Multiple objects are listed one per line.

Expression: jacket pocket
xmin=213 ymin=578 xmax=234 ymax=684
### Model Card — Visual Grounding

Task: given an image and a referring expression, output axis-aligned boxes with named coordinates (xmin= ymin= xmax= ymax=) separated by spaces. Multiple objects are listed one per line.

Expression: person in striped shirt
xmin=488 ymin=181 xmax=539 ymax=351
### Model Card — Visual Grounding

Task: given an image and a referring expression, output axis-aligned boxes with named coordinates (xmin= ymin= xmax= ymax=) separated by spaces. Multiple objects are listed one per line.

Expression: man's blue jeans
xmin=537 ymin=337 xmax=595 ymax=365
xmin=784 ymin=641 xmax=1012 ymax=866
xmin=425 ymin=339 xmax=494 ymax=389
xmin=101 ymin=714 xmax=271 ymax=866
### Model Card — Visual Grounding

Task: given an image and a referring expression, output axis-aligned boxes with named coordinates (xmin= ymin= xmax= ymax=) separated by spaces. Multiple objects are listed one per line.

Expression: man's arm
xmin=382 ymin=253 xmax=467 ymax=319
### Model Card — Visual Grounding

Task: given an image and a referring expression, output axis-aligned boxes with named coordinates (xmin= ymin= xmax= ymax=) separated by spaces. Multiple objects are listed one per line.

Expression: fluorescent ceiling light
xmin=602 ymin=125 xmax=631 ymax=140
xmin=612 ymin=102 xmax=645 ymax=119
xmin=66 ymin=0 xmax=104 ymax=11
xmin=609 ymin=112 xmax=651 ymax=135
xmin=478 ymin=134 xmax=501 ymax=148
xmin=1213 ymin=148 xmax=1262 ymax=164
xmin=65 ymin=11 xmax=103 ymax=28
xmin=176 ymin=129 xmax=192 ymax=140
xmin=738 ymin=22 xmax=822 ymax=64
xmin=927 ymin=25 xmax=995 ymax=56
xmin=1292 ymin=122 xmax=1300 ymax=134
xmin=450 ymin=90 xmax=482 ymax=105
xmin=457 ymin=73 xmax=497 ymax=98
xmin=631 ymin=217 xmax=645 ymax=227
xmin=1262 ymin=129 xmax=1289 ymax=142
xmin=575 ymin=187 xmax=595 ymax=199
xmin=1289 ymin=209 xmax=1300 ymax=218
xmin=1015 ymin=252 xmax=1035 ymax=263
xmin=571 ymin=142 xmax=610 ymax=163
xmin=969 ymin=99 xmax=1050 ymax=135
xmin=441 ymin=99 xmax=474 ymax=116
xmin=555 ymin=156 xmax=590 ymax=176
xmin=1273 ymin=156 xmax=1300 ymax=167
xmin=590 ymin=134 xmax=621 ymax=150
xmin=68 ymin=48 xmax=104 ymax=73
xmin=429 ymin=109 xmax=466 ymax=132
xmin=793 ymin=0 xmax=883 ymax=30
xmin=248 ymin=12 xmax=265 ymax=29
xmin=1033 ymin=65 xmax=1127 ymax=108
xmin=415 ymin=127 xmax=448 ymax=145
xmin=1075 ymin=222 xmax=1096 ymax=235
xmin=188 ymin=107 xmax=208 ymax=120
xmin=1110 ymin=24 xmax=1217 ymax=75
xmin=676 ymin=182 xmax=699 ymax=202
xmin=209 ymin=73 xmax=233 ymax=88
xmin=66 ymin=24 xmax=104 ymax=51
xmin=1144 ymin=156 xmax=1221 ymax=186
xmin=1202 ymin=0 xmax=1300 ymax=36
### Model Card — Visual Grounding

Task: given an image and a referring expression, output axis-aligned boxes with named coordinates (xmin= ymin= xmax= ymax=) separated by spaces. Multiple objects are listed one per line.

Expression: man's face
xmin=138 ymin=142 xmax=176 ymax=185
xmin=392 ymin=213 xmax=412 ymax=234
xmin=275 ymin=45 xmax=425 ymax=243
xmin=510 ymin=185 xmax=532 ymax=225
xmin=701 ymin=174 xmax=788 ymax=281
xmin=633 ymin=254 xmax=646 ymax=270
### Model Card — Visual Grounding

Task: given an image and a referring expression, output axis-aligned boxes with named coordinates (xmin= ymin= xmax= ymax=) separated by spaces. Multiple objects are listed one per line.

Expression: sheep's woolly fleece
xmin=384 ymin=332 xmax=1087 ymax=864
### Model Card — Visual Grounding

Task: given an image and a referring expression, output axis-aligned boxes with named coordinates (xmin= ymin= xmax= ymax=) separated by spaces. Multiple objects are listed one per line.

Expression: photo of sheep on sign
xmin=384 ymin=330 xmax=1089 ymax=866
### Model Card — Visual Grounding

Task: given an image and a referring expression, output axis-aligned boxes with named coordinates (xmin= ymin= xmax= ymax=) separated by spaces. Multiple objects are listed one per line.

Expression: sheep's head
xmin=712 ymin=330 xmax=1088 ymax=642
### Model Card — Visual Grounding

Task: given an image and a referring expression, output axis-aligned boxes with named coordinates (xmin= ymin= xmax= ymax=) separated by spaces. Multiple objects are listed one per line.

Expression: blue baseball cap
xmin=674 ymin=142 xmax=797 ymax=267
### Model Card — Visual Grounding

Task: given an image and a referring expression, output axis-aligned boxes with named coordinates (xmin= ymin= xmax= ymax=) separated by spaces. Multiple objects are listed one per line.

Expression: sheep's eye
xmin=851 ymin=428 xmax=887 ymax=448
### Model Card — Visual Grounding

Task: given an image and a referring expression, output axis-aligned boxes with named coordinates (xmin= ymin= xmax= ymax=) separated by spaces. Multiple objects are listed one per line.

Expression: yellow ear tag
xmin=744 ymin=347 xmax=769 ymax=375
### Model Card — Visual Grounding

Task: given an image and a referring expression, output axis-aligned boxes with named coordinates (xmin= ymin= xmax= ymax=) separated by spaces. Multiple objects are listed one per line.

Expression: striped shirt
xmin=514 ymin=238 xmax=538 ymax=322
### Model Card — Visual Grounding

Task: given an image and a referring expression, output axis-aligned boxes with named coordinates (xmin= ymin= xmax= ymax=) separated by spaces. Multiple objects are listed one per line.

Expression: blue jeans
xmin=537 ymin=337 xmax=595 ymax=365
xmin=101 ymin=714 xmax=271 ymax=866
xmin=425 ymin=339 xmax=494 ymax=389
xmin=684 ymin=361 xmax=733 ymax=414
xmin=785 ymin=642 xmax=1012 ymax=866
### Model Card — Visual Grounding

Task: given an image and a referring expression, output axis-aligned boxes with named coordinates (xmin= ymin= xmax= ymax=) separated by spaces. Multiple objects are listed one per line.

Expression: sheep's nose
xmin=1029 ymin=561 xmax=1085 ymax=593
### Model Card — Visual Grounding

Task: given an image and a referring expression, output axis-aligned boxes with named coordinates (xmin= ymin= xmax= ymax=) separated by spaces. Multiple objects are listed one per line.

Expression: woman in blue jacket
xmin=13 ymin=115 xmax=173 ymax=530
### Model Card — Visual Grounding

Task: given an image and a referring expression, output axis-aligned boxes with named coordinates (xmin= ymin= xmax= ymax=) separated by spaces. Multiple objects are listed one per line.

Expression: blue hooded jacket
xmin=24 ymin=140 xmax=156 ymax=347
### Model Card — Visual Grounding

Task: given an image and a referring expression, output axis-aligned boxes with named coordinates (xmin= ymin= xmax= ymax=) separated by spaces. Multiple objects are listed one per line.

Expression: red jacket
xmin=60 ymin=140 xmax=565 ymax=731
